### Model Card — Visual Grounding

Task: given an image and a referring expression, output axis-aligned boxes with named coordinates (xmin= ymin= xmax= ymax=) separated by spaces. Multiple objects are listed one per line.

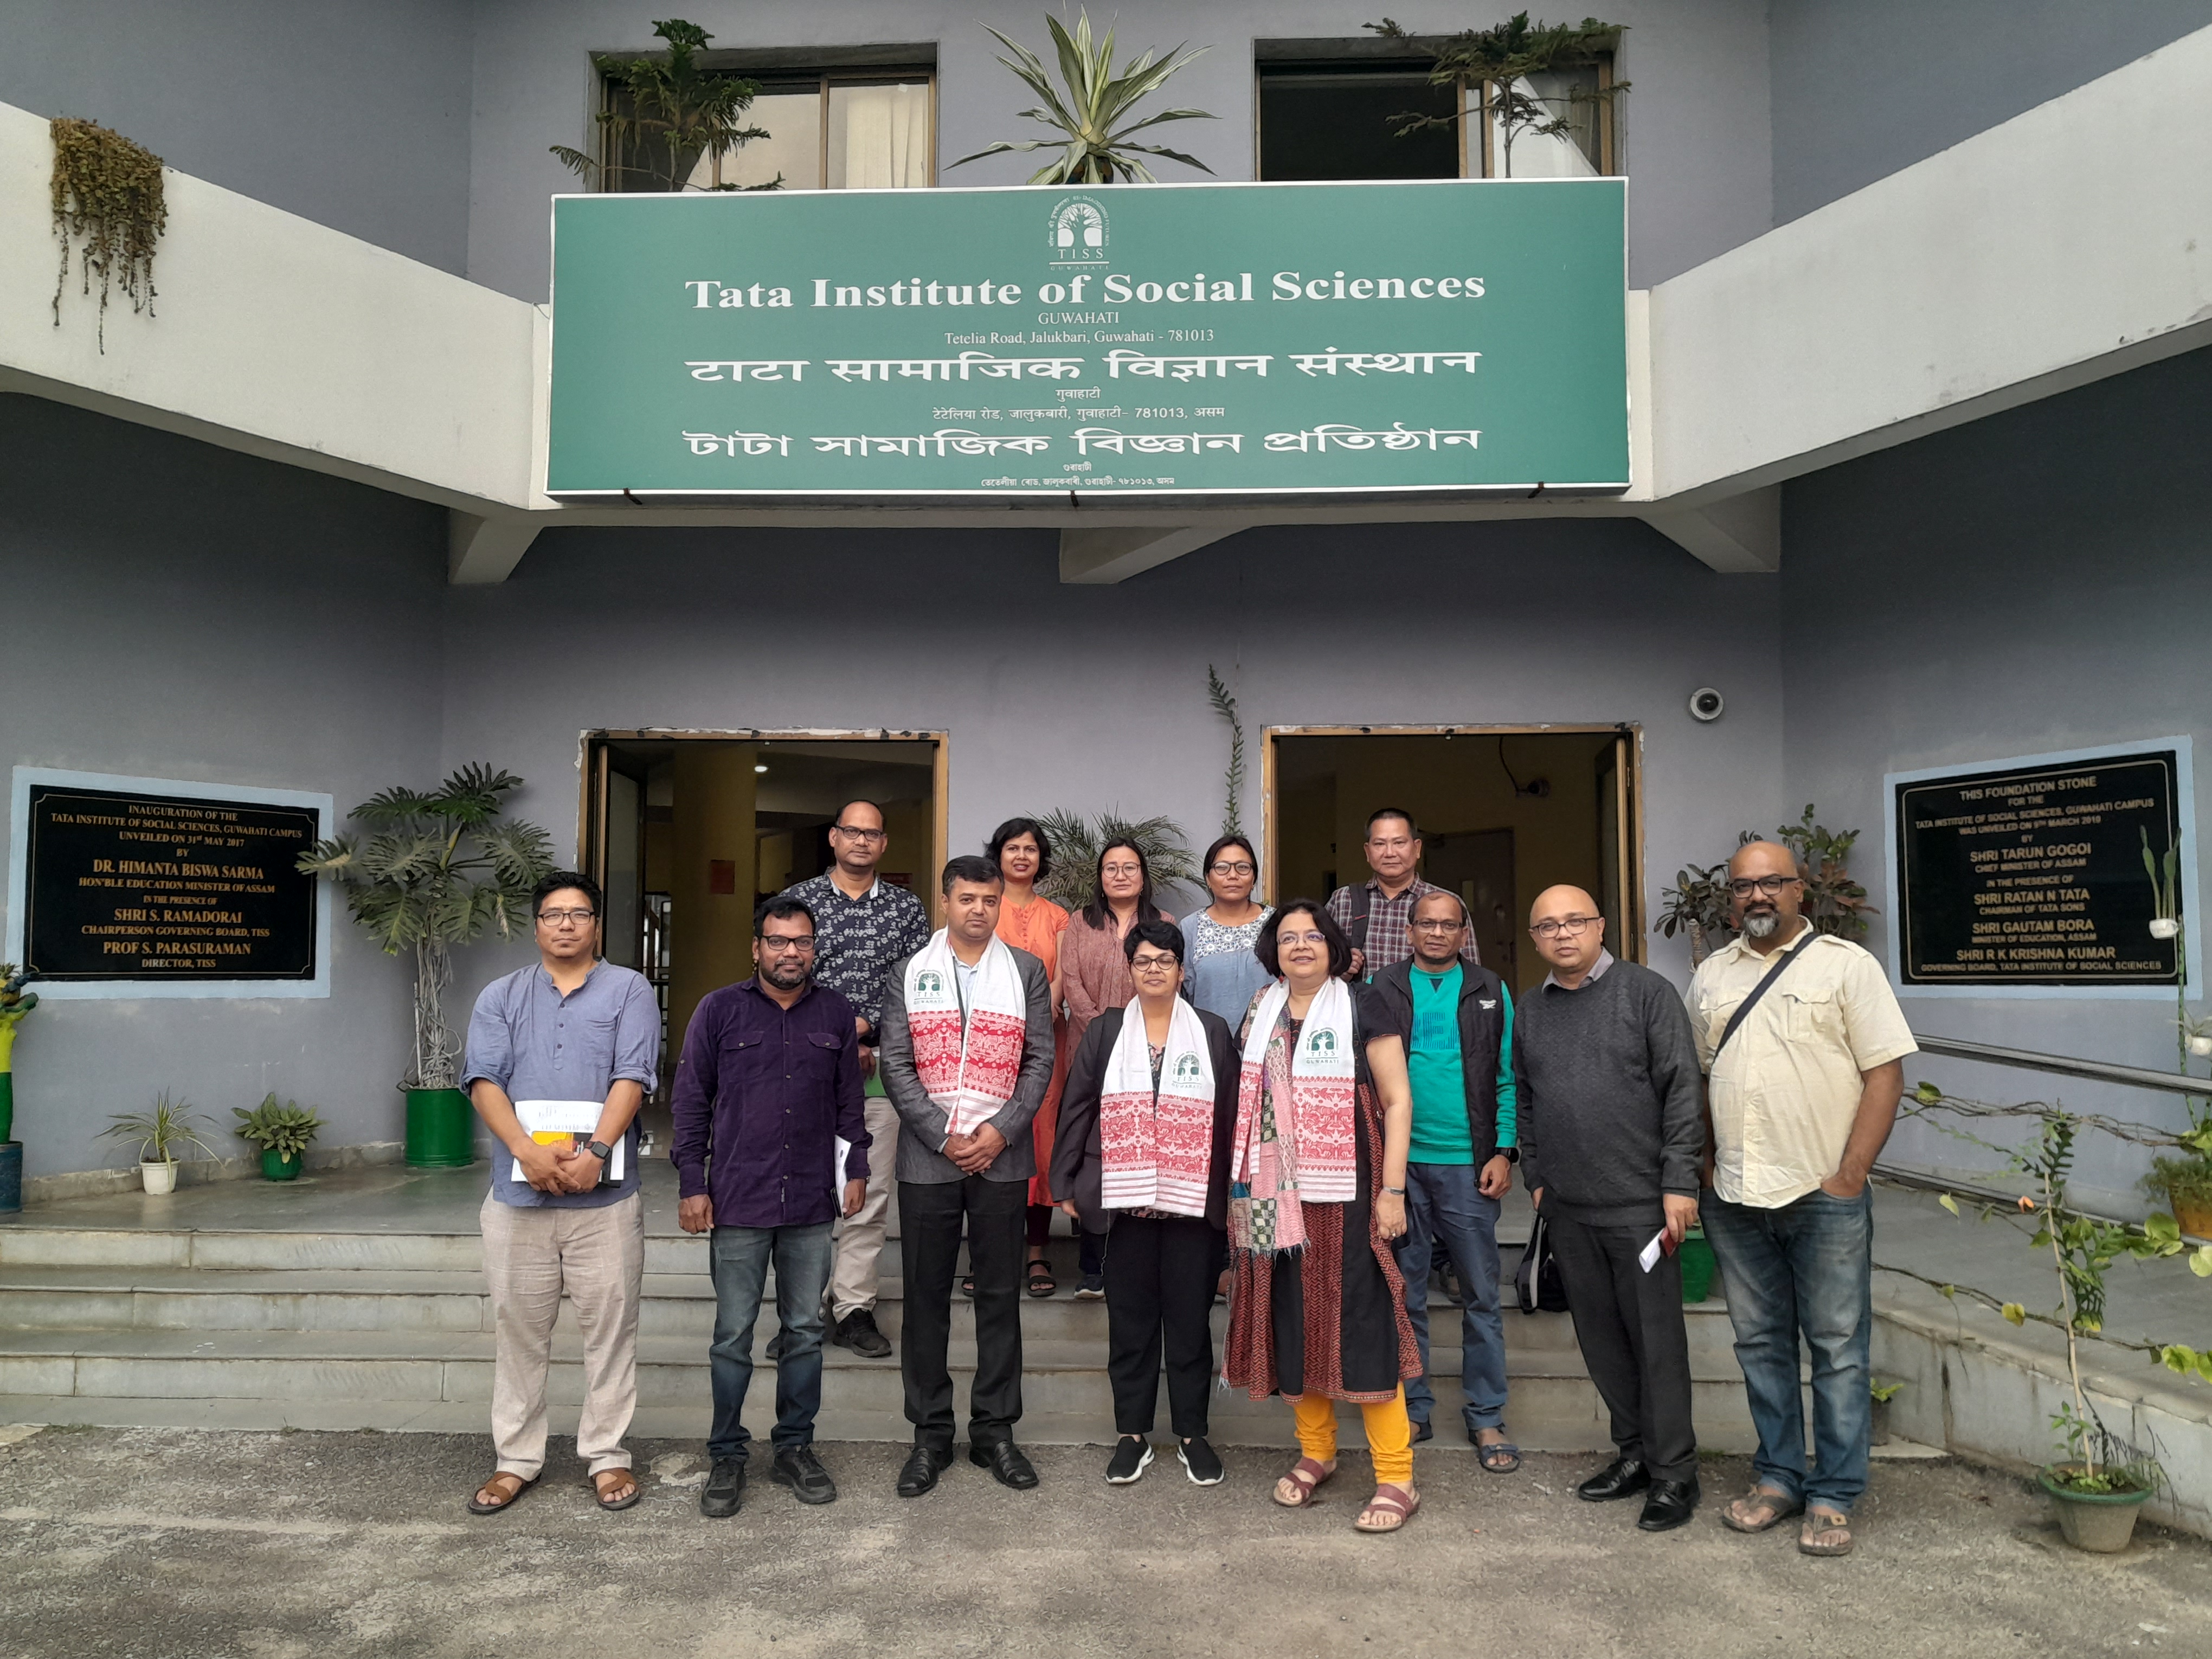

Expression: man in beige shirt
xmin=1688 ymin=840 xmax=1915 ymax=1559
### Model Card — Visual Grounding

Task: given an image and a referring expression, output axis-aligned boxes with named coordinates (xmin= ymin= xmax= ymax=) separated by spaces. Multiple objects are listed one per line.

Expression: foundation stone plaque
xmin=21 ymin=782 xmax=320 ymax=982
xmin=1894 ymin=749 xmax=2183 ymax=986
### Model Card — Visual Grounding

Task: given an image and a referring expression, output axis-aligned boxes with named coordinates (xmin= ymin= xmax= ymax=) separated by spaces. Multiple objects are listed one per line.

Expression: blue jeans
xmin=706 ymin=1220 xmax=835 ymax=1459
xmin=1391 ymin=1162 xmax=1507 ymax=1432
xmin=1701 ymin=1186 xmax=1874 ymax=1510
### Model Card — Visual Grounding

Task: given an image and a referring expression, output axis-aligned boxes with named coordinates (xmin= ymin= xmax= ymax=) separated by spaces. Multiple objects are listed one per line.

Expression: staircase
xmin=0 ymin=1165 xmax=1760 ymax=1451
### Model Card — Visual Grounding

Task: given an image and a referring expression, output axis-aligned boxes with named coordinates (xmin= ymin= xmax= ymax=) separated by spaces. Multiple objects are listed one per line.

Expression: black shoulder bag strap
xmin=1716 ymin=931 xmax=1814 ymax=1056
xmin=1347 ymin=894 xmax=1371 ymax=959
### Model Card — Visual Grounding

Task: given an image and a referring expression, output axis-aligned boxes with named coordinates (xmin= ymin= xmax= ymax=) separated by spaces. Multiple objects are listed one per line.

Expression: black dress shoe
xmin=831 ymin=1308 xmax=893 ymax=1359
xmin=970 ymin=1438 xmax=1040 ymax=1489
xmin=895 ymin=1443 xmax=949 ymax=1498
xmin=1577 ymin=1457 xmax=1651 ymax=1502
xmin=700 ymin=1456 xmax=746 ymax=1518
xmin=1637 ymin=1477 xmax=1701 ymax=1532
xmin=768 ymin=1445 xmax=838 ymax=1504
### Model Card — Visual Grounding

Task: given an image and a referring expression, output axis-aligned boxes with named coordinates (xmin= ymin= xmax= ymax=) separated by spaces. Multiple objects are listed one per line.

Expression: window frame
xmin=1252 ymin=43 xmax=1616 ymax=183
xmin=588 ymin=48 xmax=938 ymax=192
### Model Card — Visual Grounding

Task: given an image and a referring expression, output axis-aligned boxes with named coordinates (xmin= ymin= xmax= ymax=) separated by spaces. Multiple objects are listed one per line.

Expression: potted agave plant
xmin=233 ymin=1093 xmax=324 ymax=1182
xmin=98 ymin=1091 xmax=217 ymax=1195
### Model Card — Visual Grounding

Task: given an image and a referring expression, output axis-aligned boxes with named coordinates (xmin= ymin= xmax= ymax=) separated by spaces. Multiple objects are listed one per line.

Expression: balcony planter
xmin=405 ymin=1086 xmax=476 ymax=1168
xmin=2039 ymin=1465 xmax=2153 ymax=1552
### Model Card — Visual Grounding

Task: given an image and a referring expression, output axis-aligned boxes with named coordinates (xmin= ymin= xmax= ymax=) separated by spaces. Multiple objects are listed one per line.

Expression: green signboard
xmin=546 ymin=178 xmax=1627 ymax=499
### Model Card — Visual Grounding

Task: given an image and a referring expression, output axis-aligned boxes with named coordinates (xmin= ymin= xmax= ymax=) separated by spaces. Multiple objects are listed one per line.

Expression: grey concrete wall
xmin=0 ymin=398 xmax=447 ymax=1181
xmin=466 ymin=0 xmax=1772 ymax=299
xmin=1769 ymin=1 xmax=2212 ymax=224
xmin=1780 ymin=344 xmax=2212 ymax=1205
xmin=0 ymin=0 xmax=475 ymax=274
xmin=436 ymin=516 xmax=1788 ymax=1015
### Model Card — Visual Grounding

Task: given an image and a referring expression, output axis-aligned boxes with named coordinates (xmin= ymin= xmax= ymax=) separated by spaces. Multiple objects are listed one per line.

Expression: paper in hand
xmin=1638 ymin=1229 xmax=1668 ymax=1274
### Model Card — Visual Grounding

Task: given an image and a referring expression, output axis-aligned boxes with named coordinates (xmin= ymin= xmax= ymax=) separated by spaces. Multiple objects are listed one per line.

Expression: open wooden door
xmin=1595 ymin=729 xmax=1644 ymax=962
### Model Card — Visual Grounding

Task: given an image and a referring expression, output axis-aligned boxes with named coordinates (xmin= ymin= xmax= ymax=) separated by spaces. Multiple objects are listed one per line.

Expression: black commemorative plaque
xmin=1895 ymin=750 xmax=2182 ymax=986
xmin=23 ymin=784 xmax=320 ymax=981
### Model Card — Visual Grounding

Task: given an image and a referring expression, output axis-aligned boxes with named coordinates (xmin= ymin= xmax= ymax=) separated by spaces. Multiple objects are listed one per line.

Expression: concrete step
xmin=0 ymin=1260 xmax=1748 ymax=1365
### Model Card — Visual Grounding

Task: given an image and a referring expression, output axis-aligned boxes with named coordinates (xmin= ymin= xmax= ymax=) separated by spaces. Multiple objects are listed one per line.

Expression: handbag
xmin=1514 ymin=1210 xmax=1571 ymax=1315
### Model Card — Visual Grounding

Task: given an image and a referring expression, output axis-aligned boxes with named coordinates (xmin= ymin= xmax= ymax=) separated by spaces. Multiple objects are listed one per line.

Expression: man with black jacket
xmin=1516 ymin=884 xmax=1705 ymax=1533
xmin=1369 ymin=889 xmax=1520 ymax=1464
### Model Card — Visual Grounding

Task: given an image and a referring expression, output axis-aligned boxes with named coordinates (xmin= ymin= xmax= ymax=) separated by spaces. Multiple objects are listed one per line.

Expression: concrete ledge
xmin=20 ymin=1141 xmax=403 ymax=1207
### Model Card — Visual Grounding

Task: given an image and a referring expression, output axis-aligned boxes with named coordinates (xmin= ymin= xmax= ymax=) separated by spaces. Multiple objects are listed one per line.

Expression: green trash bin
xmin=1678 ymin=1227 xmax=1717 ymax=1303
xmin=404 ymin=1087 xmax=477 ymax=1168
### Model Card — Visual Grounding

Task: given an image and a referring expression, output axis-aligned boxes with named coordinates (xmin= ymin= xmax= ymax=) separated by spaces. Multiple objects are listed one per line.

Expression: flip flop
xmin=1477 ymin=1436 xmax=1522 ymax=1474
xmin=467 ymin=1471 xmax=537 ymax=1515
xmin=590 ymin=1468 xmax=642 ymax=1512
xmin=1355 ymin=1484 xmax=1420 ymax=1533
xmin=1799 ymin=1507 xmax=1854 ymax=1556
xmin=1722 ymin=1484 xmax=1804 ymax=1533
xmin=1272 ymin=1455 xmax=1336 ymax=1508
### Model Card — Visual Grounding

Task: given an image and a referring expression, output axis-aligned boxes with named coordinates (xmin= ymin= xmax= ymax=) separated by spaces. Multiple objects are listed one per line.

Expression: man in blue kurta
xmin=672 ymin=896 xmax=870 ymax=1516
xmin=461 ymin=871 xmax=660 ymax=1517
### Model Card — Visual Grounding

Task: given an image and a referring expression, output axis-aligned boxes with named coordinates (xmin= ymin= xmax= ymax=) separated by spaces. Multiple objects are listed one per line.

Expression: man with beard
xmin=1689 ymin=840 xmax=1915 ymax=1559
xmin=673 ymin=898 xmax=870 ymax=1517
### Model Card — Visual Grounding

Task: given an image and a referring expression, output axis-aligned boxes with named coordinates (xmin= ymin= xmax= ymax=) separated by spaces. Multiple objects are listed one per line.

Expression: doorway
xmin=580 ymin=731 xmax=947 ymax=1102
xmin=1265 ymin=726 xmax=1642 ymax=994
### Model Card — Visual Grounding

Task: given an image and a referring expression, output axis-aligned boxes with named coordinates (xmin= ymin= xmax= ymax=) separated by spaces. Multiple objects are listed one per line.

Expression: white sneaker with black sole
xmin=1177 ymin=1437 xmax=1226 ymax=1486
xmin=1105 ymin=1438 xmax=1154 ymax=1483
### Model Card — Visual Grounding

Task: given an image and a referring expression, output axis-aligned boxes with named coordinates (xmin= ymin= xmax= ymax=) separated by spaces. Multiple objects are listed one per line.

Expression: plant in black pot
xmin=233 ymin=1094 xmax=324 ymax=1182
xmin=298 ymin=766 xmax=551 ymax=1168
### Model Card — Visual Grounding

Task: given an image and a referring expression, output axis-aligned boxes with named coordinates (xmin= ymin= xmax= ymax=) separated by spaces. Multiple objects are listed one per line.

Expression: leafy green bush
xmin=232 ymin=1094 xmax=324 ymax=1161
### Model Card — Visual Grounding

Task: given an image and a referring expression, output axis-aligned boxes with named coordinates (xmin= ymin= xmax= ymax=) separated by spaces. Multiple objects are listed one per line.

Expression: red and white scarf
xmin=1229 ymin=979 xmax=1356 ymax=1252
xmin=1099 ymin=995 xmax=1217 ymax=1217
xmin=904 ymin=930 xmax=1028 ymax=1138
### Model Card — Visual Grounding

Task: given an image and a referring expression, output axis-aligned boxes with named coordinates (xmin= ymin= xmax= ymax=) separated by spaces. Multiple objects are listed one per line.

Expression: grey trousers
xmin=480 ymin=1189 xmax=645 ymax=1478
xmin=830 ymin=1089 xmax=900 ymax=1318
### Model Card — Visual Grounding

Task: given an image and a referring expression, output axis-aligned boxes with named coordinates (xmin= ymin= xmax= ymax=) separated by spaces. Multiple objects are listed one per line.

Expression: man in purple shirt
xmin=673 ymin=896 xmax=869 ymax=1516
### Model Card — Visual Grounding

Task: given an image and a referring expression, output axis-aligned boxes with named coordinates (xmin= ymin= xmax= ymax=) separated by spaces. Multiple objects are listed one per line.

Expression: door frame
xmin=1260 ymin=722 xmax=1647 ymax=962
xmin=576 ymin=728 xmax=951 ymax=923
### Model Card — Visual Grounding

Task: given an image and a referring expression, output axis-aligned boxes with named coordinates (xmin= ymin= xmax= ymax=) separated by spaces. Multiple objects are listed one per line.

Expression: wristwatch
xmin=585 ymin=1140 xmax=613 ymax=1162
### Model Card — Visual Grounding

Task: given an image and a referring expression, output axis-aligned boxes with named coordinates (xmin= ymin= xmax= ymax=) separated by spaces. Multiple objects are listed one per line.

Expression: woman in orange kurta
xmin=990 ymin=817 xmax=1072 ymax=1296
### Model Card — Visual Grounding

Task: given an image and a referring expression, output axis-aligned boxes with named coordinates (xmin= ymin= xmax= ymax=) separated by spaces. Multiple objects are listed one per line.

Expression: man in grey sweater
xmin=1515 ymin=884 xmax=1706 ymax=1533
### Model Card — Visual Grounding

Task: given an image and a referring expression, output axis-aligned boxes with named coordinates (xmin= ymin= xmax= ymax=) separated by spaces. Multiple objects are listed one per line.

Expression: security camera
xmin=1688 ymin=687 xmax=1725 ymax=723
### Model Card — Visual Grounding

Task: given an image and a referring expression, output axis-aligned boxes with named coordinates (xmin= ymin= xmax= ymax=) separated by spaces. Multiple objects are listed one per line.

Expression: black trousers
xmin=899 ymin=1175 xmax=1026 ymax=1451
xmin=1104 ymin=1214 xmax=1223 ymax=1439
xmin=1547 ymin=1211 xmax=1699 ymax=1483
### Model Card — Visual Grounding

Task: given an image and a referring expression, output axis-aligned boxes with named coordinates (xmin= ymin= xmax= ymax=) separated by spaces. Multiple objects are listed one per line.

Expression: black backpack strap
xmin=1716 ymin=931 xmax=1815 ymax=1056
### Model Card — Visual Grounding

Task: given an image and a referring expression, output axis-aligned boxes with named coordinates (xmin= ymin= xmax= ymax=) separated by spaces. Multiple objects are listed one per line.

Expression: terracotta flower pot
xmin=2171 ymin=1193 xmax=2212 ymax=1239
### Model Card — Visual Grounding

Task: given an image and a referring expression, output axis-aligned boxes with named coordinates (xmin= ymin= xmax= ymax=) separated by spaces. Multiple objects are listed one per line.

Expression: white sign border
xmin=7 ymin=767 xmax=335 ymax=1001
xmin=1883 ymin=736 xmax=2201 ymax=1001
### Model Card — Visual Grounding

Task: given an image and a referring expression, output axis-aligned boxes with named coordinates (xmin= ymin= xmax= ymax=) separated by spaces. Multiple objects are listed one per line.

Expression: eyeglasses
xmin=760 ymin=936 xmax=816 ymax=955
xmin=1208 ymin=861 xmax=1256 ymax=877
xmin=537 ymin=908 xmax=597 ymax=925
xmin=1101 ymin=863 xmax=1143 ymax=879
xmin=832 ymin=825 xmax=886 ymax=842
xmin=1529 ymin=915 xmax=1602 ymax=940
xmin=1728 ymin=876 xmax=1803 ymax=898
xmin=1129 ymin=953 xmax=1180 ymax=974
xmin=1278 ymin=930 xmax=1329 ymax=948
xmin=1411 ymin=918 xmax=1465 ymax=934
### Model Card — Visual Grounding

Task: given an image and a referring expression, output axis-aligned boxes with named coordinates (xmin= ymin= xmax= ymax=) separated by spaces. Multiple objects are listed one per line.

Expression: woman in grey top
xmin=1183 ymin=834 xmax=1275 ymax=1027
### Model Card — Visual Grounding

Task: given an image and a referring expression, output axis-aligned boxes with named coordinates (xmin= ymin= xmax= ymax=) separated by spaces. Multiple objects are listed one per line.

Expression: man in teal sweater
xmin=1370 ymin=889 xmax=1519 ymax=1465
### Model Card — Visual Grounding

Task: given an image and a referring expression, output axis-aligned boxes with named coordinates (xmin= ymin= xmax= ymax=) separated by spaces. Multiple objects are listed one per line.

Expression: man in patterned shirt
xmin=1327 ymin=808 xmax=1481 ymax=980
xmin=777 ymin=800 xmax=931 ymax=1358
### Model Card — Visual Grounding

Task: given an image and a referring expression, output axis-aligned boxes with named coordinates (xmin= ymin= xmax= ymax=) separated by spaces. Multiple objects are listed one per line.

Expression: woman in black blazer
xmin=1053 ymin=919 xmax=1243 ymax=1487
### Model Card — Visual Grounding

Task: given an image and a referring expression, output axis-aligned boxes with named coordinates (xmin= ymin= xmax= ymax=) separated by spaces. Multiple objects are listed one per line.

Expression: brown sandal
xmin=1799 ymin=1507 xmax=1854 ymax=1556
xmin=1272 ymin=1455 xmax=1336 ymax=1508
xmin=591 ymin=1468 xmax=641 ymax=1512
xmin=1355 ymin=1483 xmax=1420 ymax=1533
xmin=467 ymin=1471 xmax=537 ymax=1515
xmin=1722 ymin=1484 xmax=1803 ymax=1533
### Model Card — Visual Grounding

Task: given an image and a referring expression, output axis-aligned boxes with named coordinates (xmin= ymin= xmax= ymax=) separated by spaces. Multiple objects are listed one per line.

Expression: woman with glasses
xmin=1184 ymin=834 xmax=1275 ymax=1028
xmin=1053 ymin=920 xmax=1241 ymax=1486
xmin=1224 ymin=901 xmax=1423 ymax=1533
xmin=987 ymin=817 xmax=1073 ymax=1298
xmin=1058 ymin=840 xmax=1175 ymax=1298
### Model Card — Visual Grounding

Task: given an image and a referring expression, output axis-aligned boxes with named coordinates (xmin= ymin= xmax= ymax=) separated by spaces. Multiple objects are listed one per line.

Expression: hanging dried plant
xmin=51 ymin=117 xmax=168 ymax=351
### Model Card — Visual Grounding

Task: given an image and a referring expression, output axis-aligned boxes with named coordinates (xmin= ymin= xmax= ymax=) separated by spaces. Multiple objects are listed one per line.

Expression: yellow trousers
xmin=1291 ymin=1387 xmax=1413 ymax=1487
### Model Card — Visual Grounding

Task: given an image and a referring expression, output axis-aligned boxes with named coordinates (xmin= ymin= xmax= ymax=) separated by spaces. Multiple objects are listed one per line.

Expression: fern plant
xmin=949 ymin=10 xmax=1215 ymax=184
xmin=297 ymin=765 xmax=552 ymax=1090
xmin=1031 ymin=811 xmax=1199 ymax=912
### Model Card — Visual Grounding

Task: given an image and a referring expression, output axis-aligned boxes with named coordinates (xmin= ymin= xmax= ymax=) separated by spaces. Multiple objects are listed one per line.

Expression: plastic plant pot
xmin=404 ymin=1087 xmax=476 ymax=1168
xmin=260 ymin=1147 xmax=304 ymax=1181
xmin=1677 ymin=1228 xmax=1716 ymax=1303
xmin=140 ymin=1160 xmax=178 ymax=1196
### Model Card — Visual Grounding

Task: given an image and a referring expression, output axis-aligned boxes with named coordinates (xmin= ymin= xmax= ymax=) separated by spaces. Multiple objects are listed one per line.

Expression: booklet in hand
xmin=513 ymin=1099 xmax=624 ymax=1185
